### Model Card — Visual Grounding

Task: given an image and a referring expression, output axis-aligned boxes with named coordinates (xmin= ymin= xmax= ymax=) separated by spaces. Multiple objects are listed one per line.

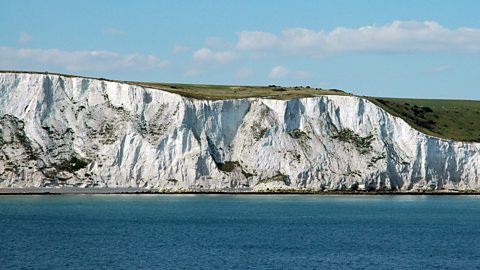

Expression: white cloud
xmin=0 ymin=47 xmax=169 ymax=72
xmin=172 ymin=45 xmax=191 ymax=54
xmin=192 ymin=20 xmax=480 ymax=67
xmin=18 ymin=32 xmax=32 ymax=44
xmin=236 ymin=21 xmax=480 ymax=55
xmin=236 ymin=31 xmax=278 ymax=50
xmin=192 ymin=48 xmax=236 ymax=63
xmin=268 ymin=65 xmax=290 ymax=79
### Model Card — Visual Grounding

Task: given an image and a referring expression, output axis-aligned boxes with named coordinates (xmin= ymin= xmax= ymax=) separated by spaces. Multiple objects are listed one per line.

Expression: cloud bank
xmin=190 ymin=20 xmax=480 ymax=74
xmin=192 ymin=48 xmax=236 ymax=63
xmin=237 ymin=31 xmax=278 ymax=50
xmin=236 ymin=21 xmax=480 ymax=55
xmin=0 ymin=47 xmax=169 ymax=72
xmin=268 ymin=65 xmax=308 ymax=80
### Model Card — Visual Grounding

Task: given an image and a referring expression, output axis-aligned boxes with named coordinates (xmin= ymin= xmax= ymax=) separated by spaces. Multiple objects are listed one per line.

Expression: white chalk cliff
xmin=1 ymin=72 xmax=479 ymax=191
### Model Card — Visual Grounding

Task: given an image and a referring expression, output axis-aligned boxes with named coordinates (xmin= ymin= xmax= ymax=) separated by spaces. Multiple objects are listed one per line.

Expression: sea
xmin=1 ymin=195 xmax=479 ymax=269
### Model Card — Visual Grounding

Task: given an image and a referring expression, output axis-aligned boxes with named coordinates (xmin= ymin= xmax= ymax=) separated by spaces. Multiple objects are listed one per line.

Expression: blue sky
xmin=1 ymin=0 xmax=480 ymax=99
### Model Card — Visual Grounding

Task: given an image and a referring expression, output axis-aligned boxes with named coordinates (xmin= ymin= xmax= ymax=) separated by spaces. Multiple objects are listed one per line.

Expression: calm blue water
xmin=1 ymin=195 xmax=480 ymax=269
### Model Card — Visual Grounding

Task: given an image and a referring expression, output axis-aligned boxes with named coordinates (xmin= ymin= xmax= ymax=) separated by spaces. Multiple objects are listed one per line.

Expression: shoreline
xmin=1 ymin=188 xmax=479 ymax=196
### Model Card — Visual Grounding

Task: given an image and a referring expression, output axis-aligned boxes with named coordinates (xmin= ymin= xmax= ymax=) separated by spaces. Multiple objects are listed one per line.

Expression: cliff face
xmin=0 ymin=72 xmax=479 ymax=191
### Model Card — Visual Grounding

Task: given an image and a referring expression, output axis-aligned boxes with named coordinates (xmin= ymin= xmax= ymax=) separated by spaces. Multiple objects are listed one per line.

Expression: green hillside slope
xmin=368 ymin=97 xmax=480 ymax=142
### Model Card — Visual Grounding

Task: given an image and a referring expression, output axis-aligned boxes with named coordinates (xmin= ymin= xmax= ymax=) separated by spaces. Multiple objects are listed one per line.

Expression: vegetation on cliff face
xmin=332 ymin=128 xmax=375 ymax=154
xmin=257 ymin=173 xmax=290 ymax=185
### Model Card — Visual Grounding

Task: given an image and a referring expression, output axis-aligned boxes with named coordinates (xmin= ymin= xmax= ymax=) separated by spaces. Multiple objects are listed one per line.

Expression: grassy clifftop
xmin=132 ymin=82 xmax=349 ymax=100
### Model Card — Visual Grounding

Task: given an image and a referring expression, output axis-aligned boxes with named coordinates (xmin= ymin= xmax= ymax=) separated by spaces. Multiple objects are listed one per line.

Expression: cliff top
xmin=2 ymin=70 xmax=480 ymax=142
xmin=0 ymin=70 xmax=350 ymax=100
xmin=131 ymin=82 xmax=349 ymax=100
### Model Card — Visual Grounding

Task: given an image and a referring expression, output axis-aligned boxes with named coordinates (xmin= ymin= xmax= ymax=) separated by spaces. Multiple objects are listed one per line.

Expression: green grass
xmin=132 ymin=82 xmax=350 ymax=100
xmin=378 ymin=97 xmax=480 ymax=110
xmin=368 ymin=97 xmax=480 ymax=142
